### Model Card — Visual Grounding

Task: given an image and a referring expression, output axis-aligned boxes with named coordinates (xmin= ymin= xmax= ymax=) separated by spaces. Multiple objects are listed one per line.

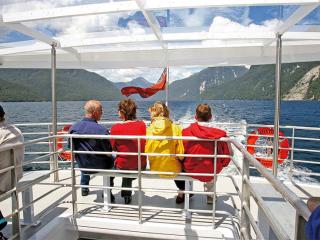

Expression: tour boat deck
xmin=0 ymin=168 xmax=319 ymax=240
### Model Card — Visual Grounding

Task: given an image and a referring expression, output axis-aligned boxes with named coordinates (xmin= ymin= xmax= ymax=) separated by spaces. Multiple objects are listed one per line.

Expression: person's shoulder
xmin=6 ymin=123 xmax=23 ymax=135
xmin=172 ymin=123 xmax=183 ymax=135
xmin=96 ymin=122 xmax=108 ymax=132
xmin=69 ymin=120 xmax=82 ymax=132
xmin=182 ymin=123 xmax=193 ymax=135
xmin=110 ymin=122 xmax=121 ymax=133
xmin=134 ymin=120 xmax=146 ymax=128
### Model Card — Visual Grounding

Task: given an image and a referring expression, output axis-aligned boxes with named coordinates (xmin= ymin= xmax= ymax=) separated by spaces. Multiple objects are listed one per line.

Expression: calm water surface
xmin=1 ymin=100 xmax=320 ymax=182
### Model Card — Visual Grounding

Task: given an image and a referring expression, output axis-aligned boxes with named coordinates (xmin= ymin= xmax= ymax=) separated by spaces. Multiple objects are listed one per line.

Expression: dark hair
xmin=196 ymin=103 xmax=212 ymax=122
xmin=0 ymin=105 xmax=5 ymax=121
xmin=118 ymin=99 xmax=137 ymax=121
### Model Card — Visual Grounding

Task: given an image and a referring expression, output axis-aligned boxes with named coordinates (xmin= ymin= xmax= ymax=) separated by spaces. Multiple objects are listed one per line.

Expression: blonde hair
xmin=84 ymin=100 xmax=102 ymax=115
xmin=149 ymin=101 xmax=170 ymax=119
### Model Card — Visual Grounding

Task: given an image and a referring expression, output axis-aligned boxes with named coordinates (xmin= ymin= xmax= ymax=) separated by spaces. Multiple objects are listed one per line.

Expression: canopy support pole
xmin=272 ymin=33 xmax=282 ymax=177
xmin=51 ymin=44 xmax=59 ymax=182
xmin=165 ymin=67 xmax=169 ymax=106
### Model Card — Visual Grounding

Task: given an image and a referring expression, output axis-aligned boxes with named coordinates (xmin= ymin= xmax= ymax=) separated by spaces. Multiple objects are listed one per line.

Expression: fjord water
xmin=2 ymin=100 xmax=320 ymax=182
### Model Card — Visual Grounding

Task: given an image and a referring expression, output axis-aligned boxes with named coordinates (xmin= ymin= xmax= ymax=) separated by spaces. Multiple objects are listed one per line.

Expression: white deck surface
xmin=0 ymin=170 xmax=318 ymax=239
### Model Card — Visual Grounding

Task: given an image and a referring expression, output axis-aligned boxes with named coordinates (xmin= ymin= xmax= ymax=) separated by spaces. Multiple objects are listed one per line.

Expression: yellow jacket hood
xmin=149 ymin=117 xmax=173 ymax=136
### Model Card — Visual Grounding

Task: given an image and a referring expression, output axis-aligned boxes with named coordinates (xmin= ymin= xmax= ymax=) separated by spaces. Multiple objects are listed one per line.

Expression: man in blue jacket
xmin=69 ymin=100 xmax=114 ymax=197
xmin=306 ymin=197 xmax=320 ymax=240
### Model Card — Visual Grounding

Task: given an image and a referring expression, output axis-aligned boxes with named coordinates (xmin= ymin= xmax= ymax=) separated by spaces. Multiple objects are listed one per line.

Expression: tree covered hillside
xmin=201 ymin=62 xmax=320 ymax=100
xmin=0 ymin=69 xmax=121 ymax=102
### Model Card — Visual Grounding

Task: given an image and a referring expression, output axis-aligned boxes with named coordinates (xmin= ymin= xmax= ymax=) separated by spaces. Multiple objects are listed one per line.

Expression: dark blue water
xmin=3 ymin=100 xmax=319 ymax=127
xmin=1 ymin=100 xmax=320 ymax=181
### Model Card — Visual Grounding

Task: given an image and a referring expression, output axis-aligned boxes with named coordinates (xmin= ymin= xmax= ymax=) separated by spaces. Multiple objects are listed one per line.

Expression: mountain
xmin=0 ymin=69 xmax=121 ymax=102
xmin=201 ymin=62 xmax=320 ymax=100
xmin=283 ymin=65 xmax=320 ymax=100
xmin=151 ymin=66 xmax=248 ymax=101
xmin=114 ymin=77 xmax=152 ymax=89
xmin=114 ymin=77 xmax=153 ymax=100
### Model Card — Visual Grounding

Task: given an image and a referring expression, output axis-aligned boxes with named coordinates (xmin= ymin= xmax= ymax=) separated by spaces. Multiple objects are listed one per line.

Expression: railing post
xmin=212 ymin=140 xmax=218 ymax=229
xmin=51 ymin=43 xmax=59 ymax=182
xmin=272 ymin=33 xmax=282 ymax=177
xmin=241 ymin=155 xmax=251 ymax=239
xmin=137 ymin=137 xmax=142 ymax=224
xmin=289 ymin=128 xmax=295 ymax=182
xmin=70 ymin=137 xmax=78 ymax=220
xmin=10 ymin=149 xmax=21 ymax=240
xmin=48 ymin=125 xmax=55 ymax=173
xmin=295 ymin=214 xmax=307 ymax=240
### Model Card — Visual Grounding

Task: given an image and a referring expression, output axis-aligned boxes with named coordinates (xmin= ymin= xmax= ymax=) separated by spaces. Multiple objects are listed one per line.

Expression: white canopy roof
xmin=0 ymin=0 xmax=320 ymax=69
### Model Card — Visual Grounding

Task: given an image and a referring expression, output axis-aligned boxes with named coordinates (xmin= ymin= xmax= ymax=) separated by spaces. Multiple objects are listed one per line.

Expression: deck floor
xmin=0 ymin=170 xmax=318 ymax=239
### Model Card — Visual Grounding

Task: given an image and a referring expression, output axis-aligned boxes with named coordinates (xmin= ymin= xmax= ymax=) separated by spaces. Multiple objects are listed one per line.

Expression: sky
xmin=0 ymin=1 xmax=319 ymax=83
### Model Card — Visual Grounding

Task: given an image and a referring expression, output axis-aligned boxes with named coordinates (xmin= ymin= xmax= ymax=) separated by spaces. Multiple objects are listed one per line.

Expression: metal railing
xmin=67 ymin=134 xmax=234 ymax=228
xmin=246 ymin=124 xmax=320 ymax=181
xmin=16 ymin=121 xmax=320 ymax=184
xmin=1 ymin=122 xmax=318 ymax=239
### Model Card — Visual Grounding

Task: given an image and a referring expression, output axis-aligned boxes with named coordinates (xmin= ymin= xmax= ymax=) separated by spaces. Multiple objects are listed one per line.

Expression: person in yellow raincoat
xmin=145 ymin=101 xmax=185 ymax=203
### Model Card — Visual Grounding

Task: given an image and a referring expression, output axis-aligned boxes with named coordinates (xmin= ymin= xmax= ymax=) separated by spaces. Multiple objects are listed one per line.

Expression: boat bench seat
xmin=17 ymin=170 xmax=51 ymax=189
xmin=93 ymin=172 xmax=196 ymax=219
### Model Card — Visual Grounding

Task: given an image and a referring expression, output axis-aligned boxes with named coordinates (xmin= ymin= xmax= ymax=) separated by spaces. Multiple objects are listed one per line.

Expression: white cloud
xmin=90 ymin=66 xmax=204 ymax=83
xmin=171 ymin=7 xmax=252 ymax=27
xmin=1 ymin=0 xmax=138 ymax=38
xmin=208 ymin=16 xmax=282 ymax=35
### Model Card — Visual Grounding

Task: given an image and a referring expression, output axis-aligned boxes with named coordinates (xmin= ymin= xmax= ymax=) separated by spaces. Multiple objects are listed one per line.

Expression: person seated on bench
xmin=69 ymin=100 xmax=114 ymax=198
xmin=145 ymin=101 xmax=184 ymax=202
xmin=177 ymin=103 xmax=232 ymax=204
xmin=110 ymin=99 xmax=146 ymax=204
xmin=0 ymin=105 xmax=24 ymax=195
xmin=306 ymin=197 xmax=320 ymax=240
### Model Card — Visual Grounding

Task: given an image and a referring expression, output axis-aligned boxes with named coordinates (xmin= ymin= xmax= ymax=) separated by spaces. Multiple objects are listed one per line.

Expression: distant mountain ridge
xmin=0 ymin=69 xmax=121 ymax=102
xmin=114 ymin=77 xmax=152 ymax=89
xmin=201 ymin=62 xmax=320 ymax=100
xmin=114 ymin=77 xmax=153 ymax=100
xmin=1 ymin=62 xmax=319 ymax=102
xmin=151 ymin=66 xmax=248 ymax=100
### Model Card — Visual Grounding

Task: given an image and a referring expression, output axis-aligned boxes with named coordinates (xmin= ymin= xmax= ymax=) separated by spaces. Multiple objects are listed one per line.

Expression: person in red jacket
xmin=177 ymin=103 xmax=232 ymax=204
xmin=110 ymin=99 xmax=146 ymax=204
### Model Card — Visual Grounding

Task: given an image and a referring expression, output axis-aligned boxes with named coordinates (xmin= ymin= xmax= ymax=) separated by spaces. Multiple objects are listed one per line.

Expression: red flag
xmin=121 ymin=68 xmax=167 ymax=98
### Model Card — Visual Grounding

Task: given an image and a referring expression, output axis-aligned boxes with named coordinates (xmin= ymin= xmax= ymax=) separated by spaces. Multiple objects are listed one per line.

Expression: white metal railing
xmin=246 ymin=124 xmax=320 ymax=181
xmin=16 ymin=122 xmax=320 ymax=184
xmin=0 ymin=122 xmax=318 ymax=239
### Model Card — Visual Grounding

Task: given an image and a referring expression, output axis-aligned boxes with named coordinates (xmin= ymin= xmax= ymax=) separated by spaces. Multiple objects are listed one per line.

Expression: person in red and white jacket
xmin=176 ymin=103 xmax=232 ymax=204
xmin=110 ymin=99 xmax=146 ymax=204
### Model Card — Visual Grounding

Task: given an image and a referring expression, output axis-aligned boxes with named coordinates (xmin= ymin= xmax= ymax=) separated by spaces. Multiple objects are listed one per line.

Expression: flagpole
xmin=165 ymin=67 xmax=169 ymax=106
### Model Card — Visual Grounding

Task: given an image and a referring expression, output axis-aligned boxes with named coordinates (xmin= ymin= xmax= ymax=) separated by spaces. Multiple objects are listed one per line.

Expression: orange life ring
xmin=57 ymin=125 xmax=71 ymax=161
xmin=247 ymin=127 xmax=290 ymax=168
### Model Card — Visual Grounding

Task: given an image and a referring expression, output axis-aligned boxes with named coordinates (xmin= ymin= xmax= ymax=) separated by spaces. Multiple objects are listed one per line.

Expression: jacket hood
xmin=150 ymin=117 xmax=173 ymax=135
xmin=189 ymin=122 xmax=227 ymax=139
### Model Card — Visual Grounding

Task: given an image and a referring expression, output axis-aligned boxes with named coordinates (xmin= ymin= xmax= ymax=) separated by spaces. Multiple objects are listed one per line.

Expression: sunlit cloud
xmin=208 ymin=16 xmax=281 ymax=35
xmin=90 ymin=66 xmax=204 ymax=83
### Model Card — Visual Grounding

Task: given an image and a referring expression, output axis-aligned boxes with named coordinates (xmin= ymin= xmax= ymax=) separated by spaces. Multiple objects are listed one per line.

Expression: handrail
xmin=230 ymin=138 xmax=311 ymax=221
xmin=0 ymin=129 xmax=317 ymax=240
